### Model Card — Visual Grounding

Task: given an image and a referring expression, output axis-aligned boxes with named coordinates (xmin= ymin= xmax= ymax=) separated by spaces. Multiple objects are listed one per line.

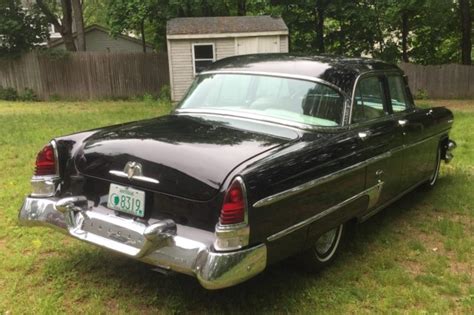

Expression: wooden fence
xmin=399 ymin=62 xmax=474 ymax=99
xmin=0 ymin=52 xmax=169 ymax=100
xmin=1 ymin=54 xmax=472 ymax=100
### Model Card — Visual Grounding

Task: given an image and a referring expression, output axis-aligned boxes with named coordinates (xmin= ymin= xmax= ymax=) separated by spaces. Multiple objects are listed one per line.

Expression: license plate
xmin=107 ymin=183 xmax=145 ymax=217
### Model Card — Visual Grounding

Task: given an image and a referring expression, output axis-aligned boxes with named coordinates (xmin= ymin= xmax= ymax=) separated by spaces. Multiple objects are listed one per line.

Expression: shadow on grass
xmin=40 ymin=177 xmax=456 ymax=312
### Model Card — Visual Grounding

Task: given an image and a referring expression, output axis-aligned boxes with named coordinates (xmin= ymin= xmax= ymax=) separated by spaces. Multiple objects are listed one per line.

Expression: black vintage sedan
xmin=19 ymin=54 xmax=456 ymax=289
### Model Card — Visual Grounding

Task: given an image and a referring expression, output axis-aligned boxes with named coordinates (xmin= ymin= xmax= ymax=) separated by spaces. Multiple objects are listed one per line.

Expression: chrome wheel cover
xmin=429 ymin=148 xmax=441 ymax=186
xmin=314 ymin=224 xmax=343 ymax=262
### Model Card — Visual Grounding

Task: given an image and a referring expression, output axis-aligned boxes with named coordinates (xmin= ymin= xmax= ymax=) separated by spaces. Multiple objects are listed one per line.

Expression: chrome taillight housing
xmin=214 ymin=177 xmax=250 ymax=251
xmin=31 ymin=141 xmax=60 ymax=197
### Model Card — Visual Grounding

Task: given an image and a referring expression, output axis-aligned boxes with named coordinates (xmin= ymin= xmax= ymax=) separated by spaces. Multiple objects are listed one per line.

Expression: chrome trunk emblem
xmin=124 ymin=161 xmax=143 ymax=179
xmin=109 ymin=161 xmax=159 ymax=184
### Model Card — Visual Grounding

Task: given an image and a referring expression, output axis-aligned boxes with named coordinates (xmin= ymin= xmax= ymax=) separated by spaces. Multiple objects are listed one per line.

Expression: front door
xmin=386 ymin=75 xmax=437 ymax=189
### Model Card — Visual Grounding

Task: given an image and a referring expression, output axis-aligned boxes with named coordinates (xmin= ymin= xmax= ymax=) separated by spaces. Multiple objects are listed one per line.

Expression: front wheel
xmin=423 ymin=145 xmax=441 ymax=189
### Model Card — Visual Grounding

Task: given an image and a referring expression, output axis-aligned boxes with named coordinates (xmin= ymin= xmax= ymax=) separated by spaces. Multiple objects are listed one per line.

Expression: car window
xmin=387 ymin=75 xmax=410 ymax=112
xmin=352 ymin=76 xmax=387 ymax=123
xmin=179 ymin=74 xmax=345 ymax=127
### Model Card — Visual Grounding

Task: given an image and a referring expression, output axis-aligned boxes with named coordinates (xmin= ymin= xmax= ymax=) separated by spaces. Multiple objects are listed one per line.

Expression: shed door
xmin=257 ymin=36 xmax=280 ymax=53
xmin=236 ymin=36 xmax=279 ymax=55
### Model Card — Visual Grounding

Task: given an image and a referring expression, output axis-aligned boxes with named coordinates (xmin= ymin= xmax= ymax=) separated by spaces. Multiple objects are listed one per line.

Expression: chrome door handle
xmin=398 ymin=119 xmax=408 ymax=127
xmin=358 ymin=131 xmax=371 ymax=140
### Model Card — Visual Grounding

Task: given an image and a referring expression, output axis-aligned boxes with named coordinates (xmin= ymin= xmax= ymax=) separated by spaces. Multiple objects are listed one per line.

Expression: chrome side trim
xmin=253 ymin=129 xmax=450 ymax=209
xmin=359 ymin=178 xmax=427 ymax=222
xmin=267 ymin=181 xmax=384 ymax=242
xmin=109 ymin=170 xmax=160 ymax=184
xmin=253 ymin=151 xmax=391 ymax=208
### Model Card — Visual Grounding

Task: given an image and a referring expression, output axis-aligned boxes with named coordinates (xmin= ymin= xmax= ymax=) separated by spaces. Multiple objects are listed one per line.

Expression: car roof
xmin=205 ymin=54 xmax=402 ymax=96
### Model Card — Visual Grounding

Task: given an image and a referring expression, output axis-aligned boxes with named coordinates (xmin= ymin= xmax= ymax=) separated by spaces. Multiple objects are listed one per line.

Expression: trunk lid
xmin=75 ymin=114 xmax=298 ymax=201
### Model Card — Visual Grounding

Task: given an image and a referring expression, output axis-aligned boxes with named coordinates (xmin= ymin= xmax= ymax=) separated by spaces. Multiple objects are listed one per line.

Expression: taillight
xmin=220 ymin=179 xmax=246 ymax=225
xmin=34 ymin=143 xmax=57 ymax=176
xmin=215 ymin=177 xmax=249 ymax=251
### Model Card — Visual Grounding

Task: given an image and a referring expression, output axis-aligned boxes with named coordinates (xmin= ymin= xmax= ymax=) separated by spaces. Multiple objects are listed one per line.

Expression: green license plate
xmin=107 ymin=183 xmax=145 ymax=217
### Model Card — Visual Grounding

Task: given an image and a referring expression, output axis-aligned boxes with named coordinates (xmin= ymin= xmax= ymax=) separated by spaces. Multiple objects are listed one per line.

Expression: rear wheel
xmin=302 ymin=223 xmax=345 ymax=270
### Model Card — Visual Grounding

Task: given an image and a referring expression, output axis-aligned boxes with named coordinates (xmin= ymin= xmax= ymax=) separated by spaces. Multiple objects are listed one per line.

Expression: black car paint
xmin=50 ymin=54 xmax=453 ymax=265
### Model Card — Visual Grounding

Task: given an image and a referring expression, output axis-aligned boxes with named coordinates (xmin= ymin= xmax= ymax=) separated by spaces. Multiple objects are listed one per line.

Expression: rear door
xmin=351 ymin=75 xmax=404 ymax=207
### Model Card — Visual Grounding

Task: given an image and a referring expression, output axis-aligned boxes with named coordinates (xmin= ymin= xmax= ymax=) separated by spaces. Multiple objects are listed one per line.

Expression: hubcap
xmin=429 ymin=148 xmax=441 ymax=185
xmin=315 ymin=227 xmax=338 ymax=256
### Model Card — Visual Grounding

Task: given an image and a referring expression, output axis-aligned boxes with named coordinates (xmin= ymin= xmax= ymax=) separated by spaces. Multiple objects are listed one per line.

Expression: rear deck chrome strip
xmin=109 ymin=170 xmax=160 ymax=184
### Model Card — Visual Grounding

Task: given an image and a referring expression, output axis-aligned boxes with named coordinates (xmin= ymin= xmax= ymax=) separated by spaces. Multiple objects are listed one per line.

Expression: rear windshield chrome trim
xmin=198 ymin=70 xmax=349 ymax=99
xmin=175 ymin=109 xmax=345 ymax=132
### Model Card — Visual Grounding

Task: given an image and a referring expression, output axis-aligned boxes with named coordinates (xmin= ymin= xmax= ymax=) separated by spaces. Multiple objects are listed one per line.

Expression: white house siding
xmin=168 ymin=40 xmax=194 ymax=101
xmin=169 ymin=38 xmax=236 ymax=101
xmin=216 ymin=38 xmax=235 ymax=59
xmin=280 ymin=35 xmax=289 ymax=52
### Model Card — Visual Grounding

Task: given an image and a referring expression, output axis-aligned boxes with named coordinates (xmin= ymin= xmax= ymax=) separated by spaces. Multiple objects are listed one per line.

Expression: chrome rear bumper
xmin=18 ymin=196 xmax=266 ymax=289
xmin=443 ymin=139 xmax=457 ymax=163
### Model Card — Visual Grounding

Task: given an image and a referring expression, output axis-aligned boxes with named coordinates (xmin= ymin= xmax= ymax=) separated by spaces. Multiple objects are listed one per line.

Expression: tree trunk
xmin=71 ymin=0 xmax=85 ymax=51
xmin=36 ymin=0 xmax=75 ymax=51
xmin=401 ymin=11 xmax=409 ymax=62
xmin=315 ymin=6 xmax=325 ymax=53
xmin=60 ymin=0 xmax=76 ymax=51
xmin=237 ymin=0 xmax=246 ymax=16
xmin=140 ymin=19 xmax=146 ymax=53
xmin=459 ymin=0 xmax=472 ymax=65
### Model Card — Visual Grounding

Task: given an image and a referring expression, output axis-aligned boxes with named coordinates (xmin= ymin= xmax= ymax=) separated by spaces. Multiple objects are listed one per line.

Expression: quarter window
xmin=387 ymin=75 xmax=410 ymax=112
xmin=352 ymin=76 xmax=387 ymax=123
xmin=192 ymin=44 xmax=215 ymax=75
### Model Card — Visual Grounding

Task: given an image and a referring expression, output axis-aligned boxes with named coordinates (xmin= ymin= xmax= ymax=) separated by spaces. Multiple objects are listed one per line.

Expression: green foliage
xmin=37 ymin=48 xmax=71 ymax=60
xmin=0 ymin=0 xmax=49 ymax=57
xmin=415 ymin=89 xmax=429 ymax=100
xmin=0 ymin=86 xmax=18 ymax=100
xmin=19 ymin=88 xmax=39 ymax=101
xmin=158 ymin=85 xmax=171 ymax=102
xmin=0 ymin=86 xmax=39 ymax=101
xmin=94 ymin=0 xmax=469 ymax=63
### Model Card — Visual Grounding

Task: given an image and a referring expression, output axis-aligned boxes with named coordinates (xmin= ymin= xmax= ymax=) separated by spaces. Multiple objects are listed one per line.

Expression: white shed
xmin=166 ymin=16 xmax=289 ymax=101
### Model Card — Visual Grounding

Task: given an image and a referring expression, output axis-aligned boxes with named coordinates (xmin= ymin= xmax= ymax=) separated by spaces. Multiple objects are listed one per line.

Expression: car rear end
xmin=19 ymin=136 xmax=271 ymax=289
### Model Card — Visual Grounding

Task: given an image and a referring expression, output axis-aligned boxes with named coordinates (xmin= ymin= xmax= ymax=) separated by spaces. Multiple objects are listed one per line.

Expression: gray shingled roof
xmin=167 ymin=16 xmax=288 ymax=35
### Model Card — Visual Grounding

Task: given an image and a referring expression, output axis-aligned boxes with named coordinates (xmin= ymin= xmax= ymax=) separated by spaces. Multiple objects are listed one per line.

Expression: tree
xmin=36 ymin=0 xmax=76 ymax=51
xmin=71 ymin=0 xmax=85 ymax=51
xmin=459 ymin=0 xmax=472 ymax=65
xmin=0 ymin=0 xmax=49 ymax=57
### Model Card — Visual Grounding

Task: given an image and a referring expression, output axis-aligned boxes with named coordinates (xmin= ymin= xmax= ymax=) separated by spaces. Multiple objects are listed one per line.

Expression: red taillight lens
xmin=35 ymin=144 xmax=57 ymax=176
xmin=220 ymin=179 xmax=246 ymax=225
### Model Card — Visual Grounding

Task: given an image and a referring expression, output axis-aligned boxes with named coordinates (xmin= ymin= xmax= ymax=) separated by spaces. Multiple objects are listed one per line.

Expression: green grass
xmin=0 ymin=100 xmax=472 ymax=314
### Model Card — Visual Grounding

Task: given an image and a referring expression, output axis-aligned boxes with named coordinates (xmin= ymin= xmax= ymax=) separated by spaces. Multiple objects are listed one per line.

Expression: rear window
xmin=178 ymin=74 xmax=345 ymax=127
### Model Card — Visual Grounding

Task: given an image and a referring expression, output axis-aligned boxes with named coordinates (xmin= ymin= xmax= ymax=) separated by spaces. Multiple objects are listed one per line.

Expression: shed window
xmin=193 ymin=44 xmax=215 ymax=74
